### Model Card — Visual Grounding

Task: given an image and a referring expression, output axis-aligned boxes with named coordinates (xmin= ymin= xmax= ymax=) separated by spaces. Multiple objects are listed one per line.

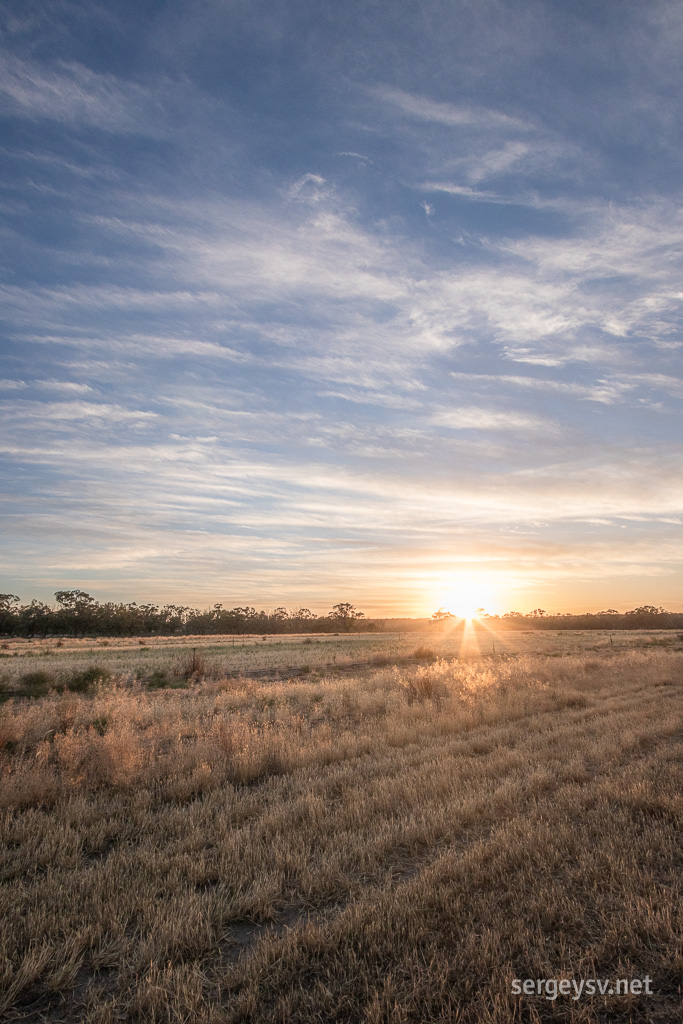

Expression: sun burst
xmin=438 ymin=581 xmax=494 ymax=621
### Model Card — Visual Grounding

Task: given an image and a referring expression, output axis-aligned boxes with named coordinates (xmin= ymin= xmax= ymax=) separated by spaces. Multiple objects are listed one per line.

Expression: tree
xmin=292 ymin=608 xmax=315 ymax=633
xmin=54 ymin=590 xmax=98 ymax=634
xmin=0 ymin=594 xmax=20 ymax=635
xmin=17 ymin=600 xmax=51 ymax=635
xmin=329 ymin=603 xmax=364 ymax=631
xmin=55 ymin=590 xmax=96 ymax=610
xmin=270 ymin=607 xmax=289 ymax=633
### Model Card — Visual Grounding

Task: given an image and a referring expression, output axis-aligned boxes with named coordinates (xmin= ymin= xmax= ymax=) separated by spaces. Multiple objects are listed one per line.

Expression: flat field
xmin=1 ymin=636 xmax=681 ymax=1022
xmin=2 ymin=626 xmax=682 ymax=697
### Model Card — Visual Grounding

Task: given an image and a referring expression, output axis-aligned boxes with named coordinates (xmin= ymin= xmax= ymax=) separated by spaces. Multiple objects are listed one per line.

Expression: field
xmin=2 ymin=626 xmax=682 ymax=699
xmin=1 ymin=631 xmax=681 ymax=1022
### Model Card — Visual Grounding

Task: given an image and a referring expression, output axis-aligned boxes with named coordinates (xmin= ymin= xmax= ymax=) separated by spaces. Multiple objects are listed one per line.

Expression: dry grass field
xmin=1 ymin=640 xmax=681 ymax=1022
xmin=2 ymin=626 xmax=682 ymax=699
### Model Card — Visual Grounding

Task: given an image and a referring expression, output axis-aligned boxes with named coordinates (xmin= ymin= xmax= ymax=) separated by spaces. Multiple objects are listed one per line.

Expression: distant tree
xmin=17 ymin=599 xmax=52 ymax=635
xmin=269 ymin=607 xmax=288 ymax=632
xmin=55 ymin=590 xmax=95 ymax=610
xmin=0 ymin=594 xmax=20 ymax=634
xmin=161 ymin=604 xmax=190 ymax=633
xmin=54 ymin=590 xmax=99 ymax=634
xmin=291 ymin=608 xmax=315 ymax=633
xmin=329 ymin=602 xmax=365 ymax=631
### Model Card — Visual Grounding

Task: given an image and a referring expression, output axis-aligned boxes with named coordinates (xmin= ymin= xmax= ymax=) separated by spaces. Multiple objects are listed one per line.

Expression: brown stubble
xmin=0 ymin=650 xmax=681 ymax=1022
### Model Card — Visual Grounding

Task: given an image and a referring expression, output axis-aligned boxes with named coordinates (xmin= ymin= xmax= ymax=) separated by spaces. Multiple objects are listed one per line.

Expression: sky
xmin=1 ymin=0 xmax=682 ymax=618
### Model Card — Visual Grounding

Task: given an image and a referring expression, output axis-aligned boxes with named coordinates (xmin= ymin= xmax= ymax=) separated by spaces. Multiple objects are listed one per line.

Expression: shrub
xmin=66 ymin=665 xmax=111 ymax=693
xmin=412 ymin=646 xmax=437 ymax=662
xmin=147 ymin=669 xmax=170 ymax=689
xmin=19 ymin=670 xmax=53 ymax=696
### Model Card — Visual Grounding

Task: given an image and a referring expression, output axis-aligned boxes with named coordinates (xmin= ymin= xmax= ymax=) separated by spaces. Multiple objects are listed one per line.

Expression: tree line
xmin=0 ymin=593 xmax=374 ymax=637
xmin=430 ymin=607 xmax=683 ymax=630
xmin=1 ymin=592 xmax=681 ymax=637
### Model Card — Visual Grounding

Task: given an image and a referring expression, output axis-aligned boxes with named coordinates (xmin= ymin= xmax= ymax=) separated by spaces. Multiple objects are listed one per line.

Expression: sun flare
xmin=438 ymin=582 xmax=495 ymax=620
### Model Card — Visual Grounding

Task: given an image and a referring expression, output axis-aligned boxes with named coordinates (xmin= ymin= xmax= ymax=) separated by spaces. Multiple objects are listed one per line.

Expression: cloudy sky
xmin=1 ymin=0 xmax=682 ymax=616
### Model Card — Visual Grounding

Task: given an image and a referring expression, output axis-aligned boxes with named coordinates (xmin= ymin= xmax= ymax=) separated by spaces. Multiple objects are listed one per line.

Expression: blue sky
xmin=1 ymin=0 xmax=682 ymax=616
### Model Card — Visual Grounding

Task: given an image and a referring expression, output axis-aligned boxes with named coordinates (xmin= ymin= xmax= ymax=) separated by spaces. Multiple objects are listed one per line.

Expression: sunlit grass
xmin=1 ymin=628 xmax=680 ymax=700
xmin=0 ymin=645 xmax=680 ymax=1021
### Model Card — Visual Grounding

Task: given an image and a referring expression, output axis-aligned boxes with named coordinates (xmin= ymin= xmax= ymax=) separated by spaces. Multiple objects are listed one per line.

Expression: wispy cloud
xmin=450 ymin=372 xmax=634 ymax=405
xmin=34 ymin=379 xmax=95 ymax=394
xmin=433 ymin=406 xmax=549 ymax=432
xmin=0 ymin=399 xmax=158 ymax=425
xmin=0 ymin=54 xmax=162 ymax=134
xmin=616 ymin=373 xmax=683 ymax=400
xmin=372 ymin=86 xmax=533 ymax=131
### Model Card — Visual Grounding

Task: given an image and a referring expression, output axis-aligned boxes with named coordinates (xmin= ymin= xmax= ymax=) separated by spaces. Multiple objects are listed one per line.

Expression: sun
xmin=439 ymin=582 xmax=493 ymax=621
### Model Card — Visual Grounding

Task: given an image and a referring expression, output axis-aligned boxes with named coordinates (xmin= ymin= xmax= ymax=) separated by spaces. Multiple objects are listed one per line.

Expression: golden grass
xmin=2 ymin=626 xmax=681 ymax=697
xmin=1 ymin=649 xmax=681 ymax=1022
